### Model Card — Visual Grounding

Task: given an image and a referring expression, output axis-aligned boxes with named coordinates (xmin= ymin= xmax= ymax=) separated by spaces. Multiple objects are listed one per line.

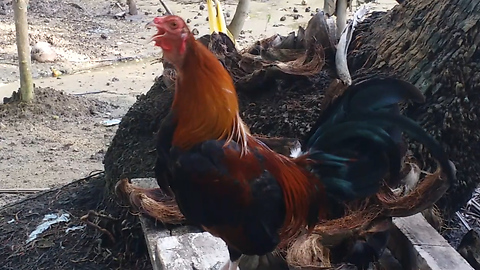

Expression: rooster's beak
xmin=146 ymin=19 xmax=167 ymax=45
xmin=145 ymin=20 xmax=157 ymax=29
xmin=146 ymin=16 xmax=168 ymax=29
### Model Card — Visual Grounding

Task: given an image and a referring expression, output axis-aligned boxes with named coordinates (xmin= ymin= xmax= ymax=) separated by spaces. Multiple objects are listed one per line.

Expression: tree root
xmin=80 ymin=210 xmax=118 ymax=244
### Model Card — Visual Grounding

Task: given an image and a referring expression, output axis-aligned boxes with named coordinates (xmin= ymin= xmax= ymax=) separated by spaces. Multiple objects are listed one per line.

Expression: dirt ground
xmin=0 ymin=0 xmax=397 ymax=84
xmin=0 ymin=173 xmax=154 ymax=270
xmin=0 ymin=86 xmax=118 ymax=205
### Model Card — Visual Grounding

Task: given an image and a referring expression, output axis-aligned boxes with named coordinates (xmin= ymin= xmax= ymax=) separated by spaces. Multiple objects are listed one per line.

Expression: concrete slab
xmin=156 ymin=232 xmax=229 ymax=270
xmin=132 ymin=178 xmax=228 ymax=270
xmin=390 ymin=213 xmax=474 ymax=270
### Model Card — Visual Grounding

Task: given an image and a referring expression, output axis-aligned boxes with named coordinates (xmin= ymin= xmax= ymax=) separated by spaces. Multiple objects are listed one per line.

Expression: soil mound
xmin=0 ymin=87 xmax=114 ymax=122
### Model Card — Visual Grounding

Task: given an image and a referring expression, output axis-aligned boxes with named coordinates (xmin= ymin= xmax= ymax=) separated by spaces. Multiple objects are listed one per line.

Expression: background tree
xmin=228 ymin=0 xmax=250 ymax=40
xmin=126 ymin=0 xmax=138 ymax=15
xmin=13 ymin=0 xmax=34 ymax=102
xmin=350 ymin=0 xmax=480 ymax=217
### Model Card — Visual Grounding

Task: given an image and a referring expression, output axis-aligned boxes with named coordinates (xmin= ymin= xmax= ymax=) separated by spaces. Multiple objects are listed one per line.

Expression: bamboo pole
xmin=13 ymin=0 xmax=34 ymax=102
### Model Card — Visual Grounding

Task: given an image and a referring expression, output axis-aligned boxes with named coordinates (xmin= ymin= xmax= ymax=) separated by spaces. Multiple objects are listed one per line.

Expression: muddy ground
xmin=0 ymin=87 xmax=117 ymax=205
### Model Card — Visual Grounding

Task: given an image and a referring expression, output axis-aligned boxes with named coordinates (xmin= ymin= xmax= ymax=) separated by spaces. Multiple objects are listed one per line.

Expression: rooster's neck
xmin=171 ymin=38 xmax=250 ymax=151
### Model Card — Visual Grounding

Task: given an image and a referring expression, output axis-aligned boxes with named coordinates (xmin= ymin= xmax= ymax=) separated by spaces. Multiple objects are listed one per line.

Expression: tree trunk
xmin=335 ymin=0 xmax=348 ymax=38
xmin=350 ymin=0 xmax=480 ymax=217
xmin=323 ymin=0 xmax=335 ymax=15
xmin=127 ymin=0 xmax=138 ymax=15
xmin=13 ymin=0 xmax=34 ymax=102
xmin=228 ymin=0 xmax=250 ymax=40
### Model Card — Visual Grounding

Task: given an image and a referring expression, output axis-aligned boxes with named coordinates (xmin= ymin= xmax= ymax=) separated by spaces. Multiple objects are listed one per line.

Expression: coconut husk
xmin=378 ymin=166 xmax=448 ymax=217
xmin=286 ymin=234 xmax=331 ymax=268
xmin=115 ymin=178 xmax=185 ymax=225
xmin=162 ymin=31 xmax=327 ymax=95
xmin=281 ymin=159 xmax=451 ymax=268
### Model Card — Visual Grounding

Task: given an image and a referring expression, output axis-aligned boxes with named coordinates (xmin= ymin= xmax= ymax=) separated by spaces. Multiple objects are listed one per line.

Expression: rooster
xmin=136 ymin=15 xmax=455 ymax=270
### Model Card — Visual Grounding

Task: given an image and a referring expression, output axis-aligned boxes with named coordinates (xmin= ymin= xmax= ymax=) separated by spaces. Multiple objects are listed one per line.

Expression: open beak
xmin=145 ymin=18 xmax=163 ymax=29
xmin=145 ymin=19 xmax=167 ymax=44
xmin=145 ymin=20 xmax=156 ymax=29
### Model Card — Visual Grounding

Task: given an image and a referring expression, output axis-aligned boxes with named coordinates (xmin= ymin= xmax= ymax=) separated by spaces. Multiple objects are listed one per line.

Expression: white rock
xmin=156 ymin=232 xmax=229 ymax=270
xmin=131 ymin=178 xmax=229 ymax=270
xmin=31 ymin=42 xmax=57 ymax=62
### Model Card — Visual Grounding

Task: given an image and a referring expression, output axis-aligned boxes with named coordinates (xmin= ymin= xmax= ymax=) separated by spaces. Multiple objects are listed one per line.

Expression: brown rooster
xmin=125 ymin=15 xmax=455 ymax=270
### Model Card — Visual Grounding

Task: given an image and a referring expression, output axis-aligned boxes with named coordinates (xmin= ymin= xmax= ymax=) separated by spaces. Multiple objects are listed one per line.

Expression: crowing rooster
xmin=128 ymin=15 xmax=455 ymax=270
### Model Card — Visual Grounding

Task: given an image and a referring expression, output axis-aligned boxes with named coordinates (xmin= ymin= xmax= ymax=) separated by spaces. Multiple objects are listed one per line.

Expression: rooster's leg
xmin=345 ymin=230 xmax=390 ymax=269
xmin=220 ymin=247 xmax=241 ymax=270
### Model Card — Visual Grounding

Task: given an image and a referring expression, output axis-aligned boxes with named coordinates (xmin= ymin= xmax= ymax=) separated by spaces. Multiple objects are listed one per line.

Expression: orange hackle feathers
xmin=221 ymin=140 xmax=328 ymax=245
xmin=165 ymin=22 xmax=327 ymax=249
xmin=170 ymin=32 xmax=327 ymax=243
xmin=171 ymin=34 xmax=249 ymax=153
xmin=255 ymin=143 xmax=328 ymax=243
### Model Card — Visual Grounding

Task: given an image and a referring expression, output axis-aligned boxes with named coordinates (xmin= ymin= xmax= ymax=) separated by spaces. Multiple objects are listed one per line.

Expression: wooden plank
xmin=132 ymin=178 xmax=170 ymax=270
xmin=390 ymin=213 xmax=474 ymax=270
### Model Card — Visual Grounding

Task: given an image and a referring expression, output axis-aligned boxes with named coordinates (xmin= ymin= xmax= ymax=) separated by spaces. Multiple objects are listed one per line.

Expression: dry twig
xmin=0 ymin=188 xmax=50 ymax=194
xmin=80 ymin=210 xmax=117 ymax=243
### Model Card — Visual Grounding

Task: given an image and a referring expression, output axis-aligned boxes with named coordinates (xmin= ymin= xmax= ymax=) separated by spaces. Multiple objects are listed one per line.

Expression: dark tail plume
xmin=304 ymin=77 xmax=455 ymax=202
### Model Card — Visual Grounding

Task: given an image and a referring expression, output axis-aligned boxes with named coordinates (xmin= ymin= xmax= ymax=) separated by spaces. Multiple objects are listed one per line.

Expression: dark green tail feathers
xmin=305 ymin=77 xmax=456 ymax=202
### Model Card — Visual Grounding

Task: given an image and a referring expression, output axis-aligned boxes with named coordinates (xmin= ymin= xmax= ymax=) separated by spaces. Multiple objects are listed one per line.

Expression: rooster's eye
xmin=171 ymin=22 xmax=177 ymax=28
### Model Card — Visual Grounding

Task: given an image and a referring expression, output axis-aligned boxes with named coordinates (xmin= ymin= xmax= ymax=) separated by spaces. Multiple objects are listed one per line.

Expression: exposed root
xmin=80 ymin=210 xmax=117 ymax=244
